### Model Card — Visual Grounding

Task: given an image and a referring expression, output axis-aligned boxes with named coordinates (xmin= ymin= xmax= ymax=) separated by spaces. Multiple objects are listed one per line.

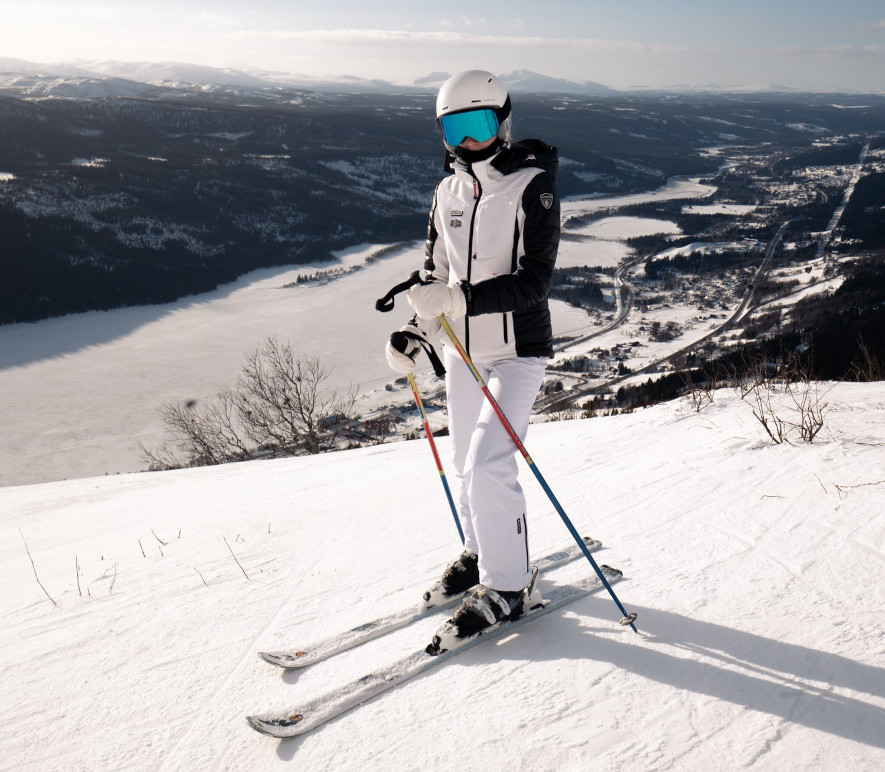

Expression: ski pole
xmin=437 ymin=314 xmax=638 ymax=632
xmin=407 ymin=372 xmax=464 ymax=544
xmin=389 ymin=329 xmax=464 ymax=544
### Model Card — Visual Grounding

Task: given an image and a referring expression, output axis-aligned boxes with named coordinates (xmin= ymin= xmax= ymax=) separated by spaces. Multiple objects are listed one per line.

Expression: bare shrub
xmin=682 ymin=366 xmax=722 ymax=412
xmin=235 ymin=338 xmax=356 ymax=455
xmin=733 ymin=349 xmax=779 ymax=400
xmin=851 ymin=338 xmax=883 ymax=382
xmin=746 ymin=382 xmax=792 ymax=444
xmin=787 ymin=376 xmax=830 ymax=443
xmin=740 ymin=352 xmax=831 ymax=444
xmin=142 ymin=337 xmax=358 ymax=470
xmin=143 ymin=388 xmax=250 ymax=469
xmin=544 ymin=395 xmax=576 ymax=422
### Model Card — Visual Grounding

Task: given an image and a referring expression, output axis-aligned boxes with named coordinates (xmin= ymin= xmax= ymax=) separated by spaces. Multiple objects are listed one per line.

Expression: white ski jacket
xmin=424 ymin=139 xmax=560 ymax=363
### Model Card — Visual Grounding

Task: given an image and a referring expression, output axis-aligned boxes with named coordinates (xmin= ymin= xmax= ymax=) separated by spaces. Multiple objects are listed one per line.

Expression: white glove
xmin=385 ymin=322 xmax=431 ymax=374
xmin=406 ymin=282 xmax=467 ymax=320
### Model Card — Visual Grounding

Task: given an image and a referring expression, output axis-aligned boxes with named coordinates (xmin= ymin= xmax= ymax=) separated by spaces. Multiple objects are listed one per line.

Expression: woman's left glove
xmin=385 ymin=322 xmax=426 ymax=374
xmin=385 ymin=314 xmax=442 ymax=374
xmin=406 ymin=282 xmax=467 ymax=320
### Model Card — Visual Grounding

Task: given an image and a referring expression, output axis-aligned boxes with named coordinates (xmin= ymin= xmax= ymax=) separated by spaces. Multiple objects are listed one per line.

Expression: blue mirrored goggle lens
xmin=439 ymin=109 xmax=499 ymax=146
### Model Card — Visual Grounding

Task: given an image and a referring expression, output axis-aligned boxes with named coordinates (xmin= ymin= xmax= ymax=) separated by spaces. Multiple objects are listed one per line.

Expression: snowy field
xmin=561 ymin=176 xmax=716 ymax=214
xmin=557 ymin=235 xmax=631 ymax=270
xmin=0 ymin=178 xmax=712 ymax=487
xmin=1 ymin=384 xmax=883 ymax=771
xmin=0 ymin=243 xmax=423 ymax=485
xmin=556 ymin=216 xmax=681 ymax=271
xmin=569 ymin=215 xmax=681 ymax=241
xmin=682 ymin=204 xmax=757 ymax=215
xmin=0 ymin=244 xmax=590 ymax=486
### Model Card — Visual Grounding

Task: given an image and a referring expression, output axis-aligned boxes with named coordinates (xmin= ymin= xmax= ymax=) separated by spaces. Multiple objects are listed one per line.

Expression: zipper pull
xmin=473 ymin=179 xmax=478 ymax=199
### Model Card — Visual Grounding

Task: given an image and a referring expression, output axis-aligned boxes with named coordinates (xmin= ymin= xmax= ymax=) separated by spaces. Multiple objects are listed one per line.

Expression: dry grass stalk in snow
xmin=20 ymin=530 xmax=57 ymax=606
xmin=223 ymin=535 xmax=250 ymax=581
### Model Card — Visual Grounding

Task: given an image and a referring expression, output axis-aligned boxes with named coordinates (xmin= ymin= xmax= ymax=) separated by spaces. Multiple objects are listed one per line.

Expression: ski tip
xmin=246 ymin=712 xmax=305 ymax=737
xmin=599 ymin=564 xmax=623 ymax=580
xmin=258 ymin=650 xmax=310 ymax=668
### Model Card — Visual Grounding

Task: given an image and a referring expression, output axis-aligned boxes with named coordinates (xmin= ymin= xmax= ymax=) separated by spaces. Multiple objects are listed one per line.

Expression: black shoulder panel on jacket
xmin=492 ymin=139 xmax=559 ymax=181
xmin=424 ymin=182 xmax=442 ymax=272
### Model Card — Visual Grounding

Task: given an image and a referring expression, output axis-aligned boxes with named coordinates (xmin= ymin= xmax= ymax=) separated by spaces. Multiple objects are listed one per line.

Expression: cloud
xmin=234 ymin=28 xmax=688 ymax=54
xmin=778 ymin=43 xmax=885 ymax=58
xmin=439 ymin=17 xmax=488 ymax=30
xmin=199 ymin=12 xmax=241 ymax=28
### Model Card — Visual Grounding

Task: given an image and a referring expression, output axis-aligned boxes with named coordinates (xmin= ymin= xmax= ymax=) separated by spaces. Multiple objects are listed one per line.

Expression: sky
xmin=1 ymin=0 xmax=885 ymax=91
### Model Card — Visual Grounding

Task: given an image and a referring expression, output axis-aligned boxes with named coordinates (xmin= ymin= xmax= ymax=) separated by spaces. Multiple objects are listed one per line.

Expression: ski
xmin=257 ymin=537 xmax=602 ymax=670
xmin=247 ymin=564 xmax=623 ymax=739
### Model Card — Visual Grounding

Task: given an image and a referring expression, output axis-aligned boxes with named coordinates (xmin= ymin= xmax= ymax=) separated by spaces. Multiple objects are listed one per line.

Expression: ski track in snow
xmin=158 ymin=585 xmax=303 ymax=771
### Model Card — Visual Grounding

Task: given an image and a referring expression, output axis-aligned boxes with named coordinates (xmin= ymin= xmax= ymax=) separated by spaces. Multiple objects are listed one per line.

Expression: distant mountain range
xmin=0 ymin=59 xmax=617 ymax=98
xmin=2 ymin=58 xmax=880 ymax=98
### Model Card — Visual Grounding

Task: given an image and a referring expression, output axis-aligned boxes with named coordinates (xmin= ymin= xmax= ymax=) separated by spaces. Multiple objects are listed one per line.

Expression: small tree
xmin=142 ymin=337 xmax=358 ymax=470
xmin=146 ymin=387 xmax=251 ymax=467
xmin=235 ymin=338 xmax=356 ymax=455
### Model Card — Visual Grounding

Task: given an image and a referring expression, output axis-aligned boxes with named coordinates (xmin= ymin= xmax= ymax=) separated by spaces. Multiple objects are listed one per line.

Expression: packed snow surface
xmin=2 ymin=384 xmax=883 ymax=771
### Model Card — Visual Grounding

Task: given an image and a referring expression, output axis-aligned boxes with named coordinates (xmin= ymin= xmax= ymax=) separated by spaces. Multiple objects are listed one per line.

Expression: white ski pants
xmin=444 ymin=349 xmax=548 ymax=592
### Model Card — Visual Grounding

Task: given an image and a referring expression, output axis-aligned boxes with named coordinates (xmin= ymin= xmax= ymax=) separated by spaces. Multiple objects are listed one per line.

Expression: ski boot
xmin=422 ymin=550 xmax=479 ymax=608
xmin=427 ymin=567 xmax=543 ymax=655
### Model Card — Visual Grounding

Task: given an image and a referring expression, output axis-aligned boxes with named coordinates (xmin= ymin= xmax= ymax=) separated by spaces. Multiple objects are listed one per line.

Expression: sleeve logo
xmin=540 ymin=193 xmax=554 ymax=210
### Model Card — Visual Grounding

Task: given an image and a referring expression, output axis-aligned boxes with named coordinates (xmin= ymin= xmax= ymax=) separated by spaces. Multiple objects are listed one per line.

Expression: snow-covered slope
xmin=2 ymin=385 xmax=883 ymax=771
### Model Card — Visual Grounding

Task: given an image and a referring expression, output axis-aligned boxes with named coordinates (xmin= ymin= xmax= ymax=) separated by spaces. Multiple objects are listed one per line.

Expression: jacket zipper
xmin=465 ymin=170 xmax=483 ymax=355
xmin=466 ymin=171 xmax=481 ymax=282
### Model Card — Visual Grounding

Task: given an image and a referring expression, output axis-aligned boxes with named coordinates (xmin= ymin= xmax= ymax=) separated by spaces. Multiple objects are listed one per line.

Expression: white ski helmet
xmin=435 ymin=70 xmax=512 ymax=151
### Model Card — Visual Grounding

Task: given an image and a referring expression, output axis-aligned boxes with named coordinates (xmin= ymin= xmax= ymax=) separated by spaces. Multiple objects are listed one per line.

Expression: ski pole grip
xmin=390 ymin=331 xmax=409 ymax=353
xmin=376 ymin=270 xmax=426 ymax=312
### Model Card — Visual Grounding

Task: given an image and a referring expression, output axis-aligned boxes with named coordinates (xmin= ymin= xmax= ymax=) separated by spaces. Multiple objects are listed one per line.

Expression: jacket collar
xmin=452 ymin=152 xmax=504 ymax=187
xmin=445 ymin=139 xmax=559 ymax=186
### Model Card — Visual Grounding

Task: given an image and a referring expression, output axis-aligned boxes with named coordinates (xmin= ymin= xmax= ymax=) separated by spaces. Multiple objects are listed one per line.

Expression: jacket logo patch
xmin=450 ymin=219 xmax=462 ymax=228
xmin=450 ymin=210 xmax=463 ymax=217
xmin=540 ymin=193 xmax=554 ymax=210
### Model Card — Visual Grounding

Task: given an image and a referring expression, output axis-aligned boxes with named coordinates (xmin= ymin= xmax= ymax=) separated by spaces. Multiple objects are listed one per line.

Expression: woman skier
xmin=385 ymin=70 xmax=560 ymax=638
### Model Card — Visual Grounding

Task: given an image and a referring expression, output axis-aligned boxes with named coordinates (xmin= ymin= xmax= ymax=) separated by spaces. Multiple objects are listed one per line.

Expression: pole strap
xmin=379 ymin=272 xmax=446 ymax=377
xmin=375 ymin=270 xmax=425 ymax=313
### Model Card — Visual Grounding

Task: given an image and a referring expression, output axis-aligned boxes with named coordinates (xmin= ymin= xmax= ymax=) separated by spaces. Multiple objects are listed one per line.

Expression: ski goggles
xmin=438 ymin=108 xmax=499 ymax=147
